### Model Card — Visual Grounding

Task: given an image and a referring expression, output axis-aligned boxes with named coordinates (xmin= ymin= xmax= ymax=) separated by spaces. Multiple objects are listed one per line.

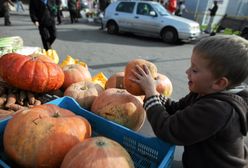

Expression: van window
xmin=116 ymin=2 xmax=135 ymax=13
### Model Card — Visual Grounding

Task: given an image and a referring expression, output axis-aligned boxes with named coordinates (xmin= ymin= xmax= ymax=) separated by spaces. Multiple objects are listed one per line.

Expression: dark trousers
xmin=69 ymin=9 xmax=77 ymax=23
xmin=39 ymin=24 xmax=56 ymax=50
xmin=57 ymin=9 xmax=62 ymax=24
xmin=1 ymin=2 xmax=11 ymax=25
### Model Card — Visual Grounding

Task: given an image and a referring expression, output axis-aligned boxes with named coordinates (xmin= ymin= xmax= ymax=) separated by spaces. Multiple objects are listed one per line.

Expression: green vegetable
xmin=0 ymin=36 xmax=23 ymax=56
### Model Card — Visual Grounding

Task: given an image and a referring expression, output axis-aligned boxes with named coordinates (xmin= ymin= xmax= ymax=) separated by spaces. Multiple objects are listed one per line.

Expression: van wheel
xmin=107 ymin=21 xmax=119 ymax=34
xmin=161 ymin=28 xmax=178 ymax=44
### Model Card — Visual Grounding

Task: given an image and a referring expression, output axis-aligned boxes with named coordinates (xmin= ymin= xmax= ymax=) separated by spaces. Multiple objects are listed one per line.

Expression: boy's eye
xmin=192 ymin=69 xmax=198 ymax=73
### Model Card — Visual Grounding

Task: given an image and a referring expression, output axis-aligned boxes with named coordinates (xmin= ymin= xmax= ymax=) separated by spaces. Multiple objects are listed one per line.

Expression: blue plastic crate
xmin=0 ymin=96 xmax=175 ymax=168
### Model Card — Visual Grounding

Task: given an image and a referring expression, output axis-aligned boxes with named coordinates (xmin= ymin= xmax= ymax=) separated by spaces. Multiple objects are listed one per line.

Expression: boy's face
xmin=186 ymin=52 xmax=218 ymax=96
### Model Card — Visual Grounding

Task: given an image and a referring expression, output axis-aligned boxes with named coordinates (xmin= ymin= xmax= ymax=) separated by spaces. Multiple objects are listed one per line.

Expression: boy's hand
xmin=130 ymin=64 xmax=159 ymax=98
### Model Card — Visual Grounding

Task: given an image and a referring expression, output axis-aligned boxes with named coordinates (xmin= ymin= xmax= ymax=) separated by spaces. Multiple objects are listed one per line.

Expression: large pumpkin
xmin=61 ymin=136 xmax=134 ymax=168
xmin=64 ymin=80 xmax=104 ymax=110
xmin=105 ymin=71 xmax=125 ymax=89
xmin=156 ymin=73 xmax=173 ymax=97
xmin=62 ymin=64 xmax=92 ymax=90
xmin=0 ymin=53 xmax=64 ymax=93
xmin=91 ymin=88 xmax=146 ymax=131
xmin=124 ymin=59 xmax=158 ymax=96
xmin=3 ymin=104 xmax=92 ymax=168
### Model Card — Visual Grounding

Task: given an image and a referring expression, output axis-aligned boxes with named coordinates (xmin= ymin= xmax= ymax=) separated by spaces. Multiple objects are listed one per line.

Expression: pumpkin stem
xmin=96 ymin=140 xmax=106 ymax=146
xmin=80 ymin=86 xmax=88 ymax=90
xmin=53 ymin=111 xmax=60 ymax=118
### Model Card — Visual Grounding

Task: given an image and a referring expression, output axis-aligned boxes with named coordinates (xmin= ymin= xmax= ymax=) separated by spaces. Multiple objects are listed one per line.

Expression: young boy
xmin=131 ymin=35 xmax=248 ymax=168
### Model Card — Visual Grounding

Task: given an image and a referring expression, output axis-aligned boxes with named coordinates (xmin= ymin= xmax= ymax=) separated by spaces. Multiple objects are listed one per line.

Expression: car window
xmin=153 ymin=3 xmax=170 ymax=16
xmin=116 ymin=2 xmax=135 ymax=13
xmin=137 ymin=3 xmax=154 ymax=16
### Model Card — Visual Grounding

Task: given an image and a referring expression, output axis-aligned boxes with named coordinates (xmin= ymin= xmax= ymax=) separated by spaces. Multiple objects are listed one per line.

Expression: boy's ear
xmin=212 ymin=77 xmax=229 ymax=90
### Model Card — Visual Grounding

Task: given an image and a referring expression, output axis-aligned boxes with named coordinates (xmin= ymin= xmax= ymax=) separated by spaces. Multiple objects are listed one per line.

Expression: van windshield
xmin=153 ymin=3 xmax=171 ymax=16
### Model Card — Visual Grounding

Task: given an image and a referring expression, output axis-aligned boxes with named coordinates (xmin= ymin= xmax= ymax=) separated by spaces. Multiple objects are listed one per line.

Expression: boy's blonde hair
xmin=193 ymin=35 xmax=248 ymax=88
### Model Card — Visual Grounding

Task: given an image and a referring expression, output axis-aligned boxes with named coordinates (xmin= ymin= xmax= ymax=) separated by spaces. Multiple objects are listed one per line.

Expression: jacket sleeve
xmin=144 ymin=94 xmax=233 ymax=145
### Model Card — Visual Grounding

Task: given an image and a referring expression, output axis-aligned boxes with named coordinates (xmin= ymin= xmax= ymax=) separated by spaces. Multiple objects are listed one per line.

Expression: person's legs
xmin=39 ymin=26 xmax=50 ymax=50
xmin=4 ymin=7 xmax=11 ymax=25
xmin=16 ymin=0 xmax=19 ymax=12
xmin=72 ymin=10 xmax=77 ymax=23
xmin=69 ymin=10 xmax=74 ymax=23
xmin=3 ymin=2 xmax=11 ymax=25
xmin=57 ymin=9 xmax=61 ymax=24
xmin=205 ymin=16 xmax=214 ymax=33
xmin=47 ymin=24 xmax=56 ymax=46
xmin=20 ymin=1 xmax=25 ymax=12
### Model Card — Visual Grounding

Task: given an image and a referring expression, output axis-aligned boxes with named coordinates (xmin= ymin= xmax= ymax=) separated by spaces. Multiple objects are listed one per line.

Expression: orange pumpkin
xmin=61 ymin=136 xmax=134 ymax=168
xmin=91 ymin=88 xmax=146 ymax=131
xmin=124 ymin=59 xmax=158 ymax=96
xmin=156 ymin=73 xmax=173 ymax=97
xmin=3 ymin=104 xmax=91 ymax=168
xmin=62 ymin=64 xmax=92 ymax=90
xmin=0 ymin=53 xmax=64 ymax=93
xmin=64 ymin=80 xmax=104 ymax=110
xmin=105 ymin=71 xmax=125 ymax=89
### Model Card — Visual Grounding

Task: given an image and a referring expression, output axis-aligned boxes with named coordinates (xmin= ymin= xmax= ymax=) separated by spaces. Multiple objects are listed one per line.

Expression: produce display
xmin=0 ymin=39 xmax=174 ymax=167
xmin=61 ymin=136 xmax=135 ymax=168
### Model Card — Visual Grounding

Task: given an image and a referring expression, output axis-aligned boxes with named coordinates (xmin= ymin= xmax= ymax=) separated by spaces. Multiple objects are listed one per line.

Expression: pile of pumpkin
xmin=0 ymin=51 xmax=173 ymax=167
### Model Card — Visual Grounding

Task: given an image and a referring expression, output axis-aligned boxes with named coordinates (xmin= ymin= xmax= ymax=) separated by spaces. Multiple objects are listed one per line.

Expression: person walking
xmin=166 ymin=0 xmax=177 ymax=14
xmin=204 ymin=0 xmax=218 ymax=34
xmin=68 ymin=0 xmax=77 ymax=23
xmin=0 ymin=0 xmax=14 ymax=26
xmin=175 ymin=0 xmax=187 ymax=17
xmin=16 ymin=0 xmax=24 ymax=12
xmin=55 ymin=0 xmax=62 ymax=25
xmin=29 ymin=0 xmax=57 ymax=50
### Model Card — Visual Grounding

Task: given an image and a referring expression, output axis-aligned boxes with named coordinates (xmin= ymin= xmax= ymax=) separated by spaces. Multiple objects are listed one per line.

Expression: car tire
xmin=107 ymin=21 xmax=119 ymax=34
xmin=161 ymin=28 xmax=178 ymax=44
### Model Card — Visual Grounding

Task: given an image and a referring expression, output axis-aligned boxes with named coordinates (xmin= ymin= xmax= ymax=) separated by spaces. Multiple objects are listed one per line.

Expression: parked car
xmin=216 ymin=15 xmax=248 ymax=40
xmin=102 ymin=0 xmax=201 ymax=44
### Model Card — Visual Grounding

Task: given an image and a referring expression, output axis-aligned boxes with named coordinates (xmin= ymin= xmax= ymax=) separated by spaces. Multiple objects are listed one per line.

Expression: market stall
xmin=0 ymin=36 xmax=175 ymax=168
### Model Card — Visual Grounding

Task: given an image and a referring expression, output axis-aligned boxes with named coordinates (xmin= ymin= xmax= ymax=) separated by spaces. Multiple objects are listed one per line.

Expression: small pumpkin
xmin=156 ymin=73 xmax=173 ymax=97
xmin=105 ymin=71 xmax=125 ymax=89
xmin=64 ymin=80 xmax=104 ymax=110
xmin=61 ymin=136 xmax=134 ymax=168
xmin=3 ymin=104 xmax=92 ymax=168
xmin=62 ymin=64 xmax=92 ymax=90
xmin=91 ymin=88 xmax=146 ymax=131
xmin=0 ymin=53 xmax=64 ymax=93
xmin=124 ymin=59 xmax=158 ymax=96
